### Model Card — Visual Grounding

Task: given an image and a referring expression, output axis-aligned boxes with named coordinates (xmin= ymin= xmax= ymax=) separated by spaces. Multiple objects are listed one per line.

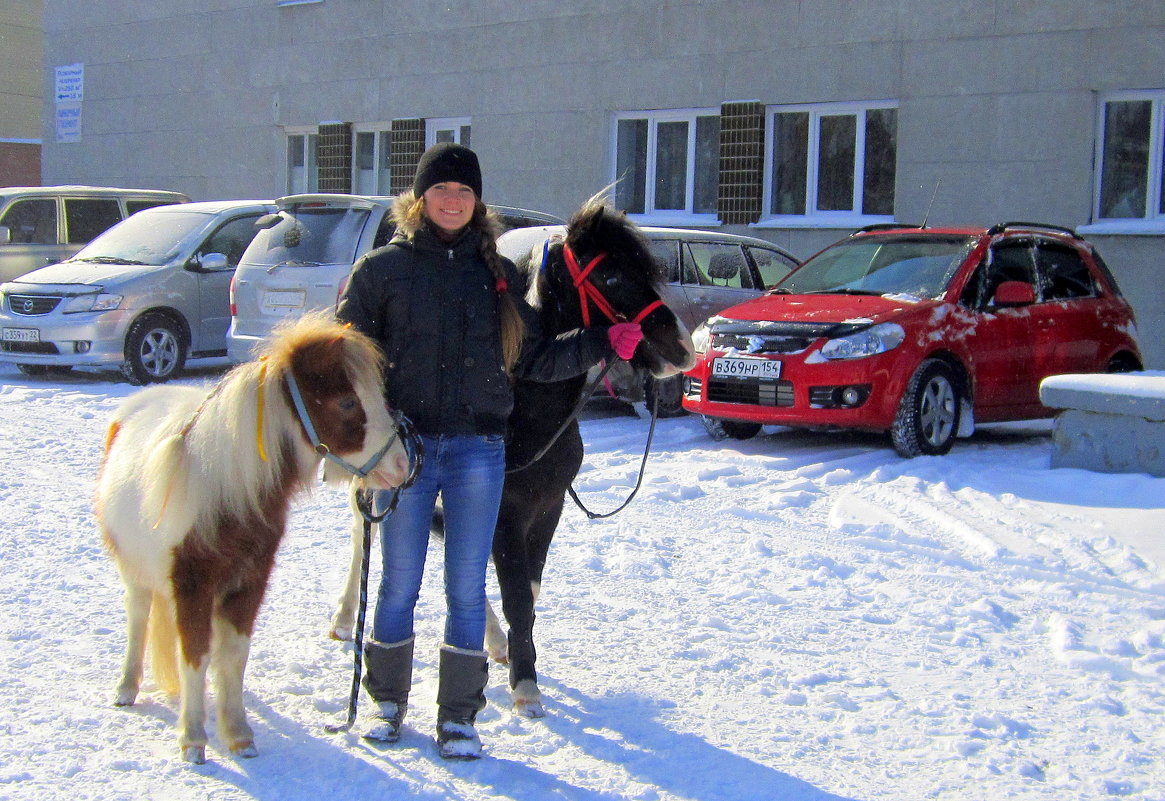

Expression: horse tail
xmin=142 ymin=433 xmax=189 ymax=530
xmin=147 ymin=591 xmax=181 ymax=698
xmin=429 ymin=500 xmax=446 ymax=542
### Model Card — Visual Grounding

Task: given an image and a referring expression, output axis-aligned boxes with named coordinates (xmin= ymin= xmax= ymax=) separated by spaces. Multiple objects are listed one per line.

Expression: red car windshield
xmin=775 ymin=235 xmax=975 ymax=299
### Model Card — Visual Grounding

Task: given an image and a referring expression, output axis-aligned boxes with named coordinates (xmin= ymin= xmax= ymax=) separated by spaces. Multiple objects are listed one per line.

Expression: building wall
xmin=40 ymin=0 xmax=1165 ymax=365
xmin=0 ymin=0 xmax=43 ymax=186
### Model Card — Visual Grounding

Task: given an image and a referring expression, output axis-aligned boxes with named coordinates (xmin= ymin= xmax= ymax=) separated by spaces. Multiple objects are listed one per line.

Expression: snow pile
xmin=0 ymin=363 xmax=1162 ymax=800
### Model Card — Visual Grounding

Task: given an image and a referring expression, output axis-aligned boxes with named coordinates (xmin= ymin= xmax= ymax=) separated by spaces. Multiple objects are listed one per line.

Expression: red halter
xmin=562 ymin=244 xmax=664 ymax=327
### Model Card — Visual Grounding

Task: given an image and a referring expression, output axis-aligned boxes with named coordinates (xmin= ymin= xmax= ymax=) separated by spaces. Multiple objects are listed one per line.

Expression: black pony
xmin=331 ymin=197 xmax=695 ymax=717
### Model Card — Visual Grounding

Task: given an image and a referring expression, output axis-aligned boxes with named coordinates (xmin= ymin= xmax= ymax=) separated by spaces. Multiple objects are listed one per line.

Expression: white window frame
xmin=757 ymin=100 xmax=897 ymax=230
xmin=352 ymin=123 xmax=393 ymax=196
xmin=1080 ymin=89 xmax=1165 ymax=236
xmin=426 ymin=117 xmax=472 ymax=148
xmin=285 ymin=126 xmax=319 ymax=195
xmin=609 ymin=108 xmax=721 ymax=227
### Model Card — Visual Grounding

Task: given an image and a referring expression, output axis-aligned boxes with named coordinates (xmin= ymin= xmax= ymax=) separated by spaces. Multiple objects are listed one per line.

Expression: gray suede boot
xmin=435 ymin=645 xmax=489 ymax=760
xmin=361 ymin=636 xmax=414 ymax=743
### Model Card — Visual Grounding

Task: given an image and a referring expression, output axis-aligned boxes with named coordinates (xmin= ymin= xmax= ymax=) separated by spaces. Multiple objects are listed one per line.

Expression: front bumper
xmin=0 ymin=308 xmax=133 ymax=367
xmin=681 ymin=349 xmax=908 ymax=431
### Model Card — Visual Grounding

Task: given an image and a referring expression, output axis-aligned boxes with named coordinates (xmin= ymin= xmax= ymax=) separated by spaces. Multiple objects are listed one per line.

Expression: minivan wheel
xmin=644 ymin=375 xmax=687 ymax=418
xmin=122 ymin=314 xmax=187 ymax=385
xmin=890 ymin=358 xmax=961 ymax=458
xmin=701 ymin=416 xmax=762 ymax=441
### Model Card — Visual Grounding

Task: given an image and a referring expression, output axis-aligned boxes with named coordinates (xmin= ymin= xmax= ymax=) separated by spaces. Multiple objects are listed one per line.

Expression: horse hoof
xmin=231 ymin=742 xmax=259 ymax=759
xmin=329 ymin=626 xmax=353 ymax=642
xmin=514 ymin=699 xmax=546 ymax=718
xmin=181 ymin=745 xmax=207 ymax=764
xmin=113 ymin=693 xmax=137 ymax=707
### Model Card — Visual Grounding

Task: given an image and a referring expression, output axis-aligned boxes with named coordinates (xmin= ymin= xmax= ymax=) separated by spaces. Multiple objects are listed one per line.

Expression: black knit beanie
xmin=412 ymin=142 xmax=483 ymax=198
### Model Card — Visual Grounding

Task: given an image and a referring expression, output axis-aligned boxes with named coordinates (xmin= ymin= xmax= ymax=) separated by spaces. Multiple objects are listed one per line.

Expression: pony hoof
xmin=328 ymin=626 xmax=353 ymax=642
xmin=113 ymin=694 xmax=137 ymax=707
xmin=514 ymin=699 xmax=546 ymax=718
xmin=181 ymin=745 xmax=207 ymax=764
xmin=231 ymin=742 xmax=259 ymax=759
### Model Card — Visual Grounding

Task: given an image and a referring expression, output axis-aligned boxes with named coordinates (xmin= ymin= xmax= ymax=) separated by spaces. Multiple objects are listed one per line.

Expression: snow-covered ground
xmin=1 ymin=360 xmax=1162 ymax=801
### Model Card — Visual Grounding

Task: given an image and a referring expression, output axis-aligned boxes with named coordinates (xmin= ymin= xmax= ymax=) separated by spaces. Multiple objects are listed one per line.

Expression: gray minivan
xmin=0 ymin=199 xmax=274 ymax=383
xmin=0 ymin=185 xmax=190 ymax=282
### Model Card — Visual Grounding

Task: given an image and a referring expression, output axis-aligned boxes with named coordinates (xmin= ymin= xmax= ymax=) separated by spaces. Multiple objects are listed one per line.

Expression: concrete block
xmin=1041 ymin=372 xmax=1165 ymax=477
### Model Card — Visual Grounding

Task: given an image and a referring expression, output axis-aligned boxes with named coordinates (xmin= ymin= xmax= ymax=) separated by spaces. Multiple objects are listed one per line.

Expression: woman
xmin=336 ymin=143 xmax=643 ymax=759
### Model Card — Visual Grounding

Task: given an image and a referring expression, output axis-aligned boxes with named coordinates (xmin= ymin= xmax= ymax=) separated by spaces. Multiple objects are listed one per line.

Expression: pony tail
xmin=475 ymin=202 xmax=525 ymax=372
xmin=147 ymin=591 xmax=181 ymax=698
xmin=142 ymin=433 xmax=189 ymax=529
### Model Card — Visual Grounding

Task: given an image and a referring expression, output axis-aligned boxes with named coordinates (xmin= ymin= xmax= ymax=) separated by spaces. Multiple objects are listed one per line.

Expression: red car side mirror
xmin=993 ymin=280 xmax=1036 ymax=306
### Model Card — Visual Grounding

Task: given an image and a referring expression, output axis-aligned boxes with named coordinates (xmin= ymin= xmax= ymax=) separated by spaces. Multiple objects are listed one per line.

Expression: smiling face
xmin=422 ymin=181 xmax=477 ymax=236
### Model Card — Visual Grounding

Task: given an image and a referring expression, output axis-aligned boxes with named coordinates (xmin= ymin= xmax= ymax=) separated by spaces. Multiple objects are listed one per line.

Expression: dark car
xmin=682 ymin=222 xmax=1143 ymax=456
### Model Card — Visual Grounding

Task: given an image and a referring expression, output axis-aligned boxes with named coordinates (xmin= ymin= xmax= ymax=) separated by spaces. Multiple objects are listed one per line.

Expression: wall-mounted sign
xmin=56 ymin=103 xmax=82 ymax=143
xmin=54 ymin=63 xmax=84 ymax=104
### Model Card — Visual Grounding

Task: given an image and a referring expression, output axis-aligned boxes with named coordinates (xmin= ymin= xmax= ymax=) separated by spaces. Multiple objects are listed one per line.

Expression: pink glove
xmin=607 ymin=322 xmax=644 ymax=360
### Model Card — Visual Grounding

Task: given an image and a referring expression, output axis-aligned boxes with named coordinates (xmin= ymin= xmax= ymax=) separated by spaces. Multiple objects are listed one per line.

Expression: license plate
xmin=2 ymin=328 xmax=39 ymax=343
xmin=712 ymin=356 xmax=781 ymax=379
xmin=261 ymin=289 xmax=306 ymax=315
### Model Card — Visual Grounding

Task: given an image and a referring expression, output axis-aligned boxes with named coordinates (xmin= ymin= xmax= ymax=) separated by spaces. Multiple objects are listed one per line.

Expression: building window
xmin=286 ymin=130 xmax=318 ymax=194
xmin=426 ymin=118 xmax=471 ymax=148
xmin=354 ymin=128 xmax=392 ymax=195
xmin=764 ymin=101 xmax=897 ymax=225
xmin=1095 ymin=91 xmax=1165 ymax=222
xmin=612 ymin=109 xmax=720 ymax=223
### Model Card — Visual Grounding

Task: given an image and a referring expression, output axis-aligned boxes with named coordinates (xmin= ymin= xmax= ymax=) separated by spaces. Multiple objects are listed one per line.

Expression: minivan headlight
xmin=819 ymin=322 xmax=905 ymax=360
xmin=63 ymin=293 xmax=124 ymax=313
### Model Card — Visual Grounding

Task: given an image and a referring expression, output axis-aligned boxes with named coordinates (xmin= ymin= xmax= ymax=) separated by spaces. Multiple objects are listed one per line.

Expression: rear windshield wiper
xmin=266 ymin=259 xmax=324 ymax=272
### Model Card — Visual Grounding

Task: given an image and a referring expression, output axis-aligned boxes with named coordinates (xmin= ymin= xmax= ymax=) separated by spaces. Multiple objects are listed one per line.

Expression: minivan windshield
xmin=246 ymin=205 xmax=371 ymax=266
xmin=64 ymin=210 xmax=216 ymax=266
xmin=775 ymin=235 xmax=975 ymax=299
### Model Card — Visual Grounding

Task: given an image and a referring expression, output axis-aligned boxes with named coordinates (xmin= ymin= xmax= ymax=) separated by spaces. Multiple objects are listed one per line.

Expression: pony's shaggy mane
xmin=140 ymin=313 xmax=384 ymax=544
xmin=520 ymin=193 xmax=664 ymax=314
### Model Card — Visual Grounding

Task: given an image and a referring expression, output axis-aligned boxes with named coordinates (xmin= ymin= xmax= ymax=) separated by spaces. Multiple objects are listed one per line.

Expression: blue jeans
xmin=372 ymin=433 xmax=505 ymax=651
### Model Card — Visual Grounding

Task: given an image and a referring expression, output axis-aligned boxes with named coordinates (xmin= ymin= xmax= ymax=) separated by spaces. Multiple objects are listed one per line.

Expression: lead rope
xmin=567 ymin=378 xmax=660 ymax=519
xmin=327 ymin=418 xmax=423 ymax=735
xmin=323 ymin=491 xmax=393 ymax=735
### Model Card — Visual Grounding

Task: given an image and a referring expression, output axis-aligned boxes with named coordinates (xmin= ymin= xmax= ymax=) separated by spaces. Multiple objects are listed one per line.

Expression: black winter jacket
xmin=336 ymin=224 xmax=612 ymax=436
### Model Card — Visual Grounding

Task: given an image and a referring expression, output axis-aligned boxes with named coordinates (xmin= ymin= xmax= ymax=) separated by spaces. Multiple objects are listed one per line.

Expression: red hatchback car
xmin=682 ymin=222 xmax=1143 ymax=457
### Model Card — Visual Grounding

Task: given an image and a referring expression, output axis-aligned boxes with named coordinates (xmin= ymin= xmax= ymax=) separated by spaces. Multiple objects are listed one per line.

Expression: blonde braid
xmin=474 ymin=201 xmax=525 ymax=372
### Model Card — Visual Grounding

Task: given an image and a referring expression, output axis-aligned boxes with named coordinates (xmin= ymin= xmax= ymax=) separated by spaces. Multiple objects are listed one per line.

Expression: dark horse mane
xmin=515 ymin=198 xmax=665 ymax=329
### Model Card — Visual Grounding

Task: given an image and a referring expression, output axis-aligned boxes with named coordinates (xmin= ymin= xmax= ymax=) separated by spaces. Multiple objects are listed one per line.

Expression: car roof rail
xmin=853 ymin=222 xmax=924 ymax=235
xmin=986 ymin=221 xmax=1080 ymax=239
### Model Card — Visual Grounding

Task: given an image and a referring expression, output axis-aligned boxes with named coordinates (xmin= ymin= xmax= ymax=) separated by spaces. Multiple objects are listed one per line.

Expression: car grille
xmin=707 ymin=377 xmax=794 ymax=407
xmin=711 ymin=332 xmax=814 ymax=354
xmin=6 ymin=294 xmax=62 ymax=316
xmin=1 ymin=341 xmax=59 ymax=355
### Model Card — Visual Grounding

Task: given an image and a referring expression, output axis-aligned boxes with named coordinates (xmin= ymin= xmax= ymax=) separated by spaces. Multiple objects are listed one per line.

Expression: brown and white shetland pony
xmin=96 ymin=313 xmax=413 ymax=765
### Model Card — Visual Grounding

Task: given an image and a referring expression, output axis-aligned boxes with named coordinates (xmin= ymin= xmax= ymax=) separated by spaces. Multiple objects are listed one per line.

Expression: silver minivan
xmin=496 ymin=225 xmax=801 ymax=414
xmin=0 ymin=199 xmax=274 ymax=383
xmin=226 ymin=193 xmax=563 ymax=363
xmin=0 ymin=185 xmax=190 ymax=283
